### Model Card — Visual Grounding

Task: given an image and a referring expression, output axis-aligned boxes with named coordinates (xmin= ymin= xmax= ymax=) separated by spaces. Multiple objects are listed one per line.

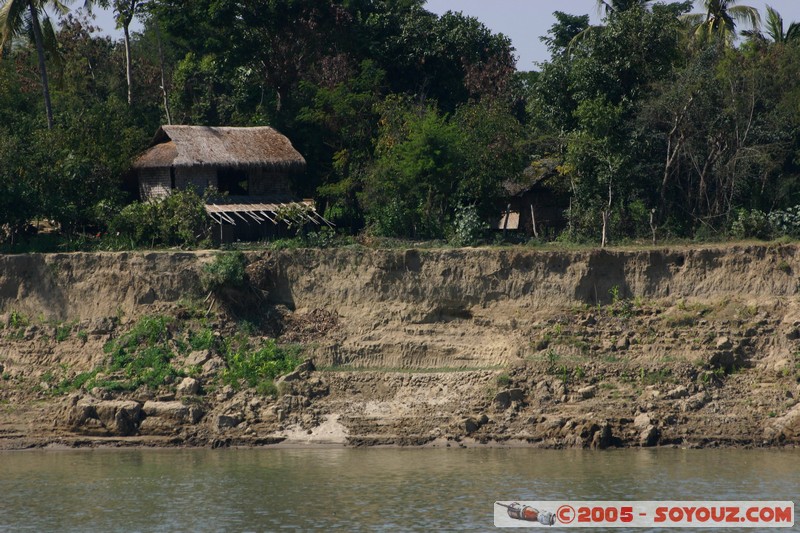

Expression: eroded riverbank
xmin=1 ymin=244 xmax=799 ymax=449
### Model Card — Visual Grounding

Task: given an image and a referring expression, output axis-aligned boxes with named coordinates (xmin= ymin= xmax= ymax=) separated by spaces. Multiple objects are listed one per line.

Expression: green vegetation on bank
xmin=4 ymin=1 xmax=800 ymax=251
xmin=39 ymin=314 xmax=301 ymax=397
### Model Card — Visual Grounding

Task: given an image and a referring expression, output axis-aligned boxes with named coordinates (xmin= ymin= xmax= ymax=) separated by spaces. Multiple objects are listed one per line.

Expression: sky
xmin=424 ymin=0 xmax=800 ymax=70
xmin=87 ymin=1 xmax=800 ymax=71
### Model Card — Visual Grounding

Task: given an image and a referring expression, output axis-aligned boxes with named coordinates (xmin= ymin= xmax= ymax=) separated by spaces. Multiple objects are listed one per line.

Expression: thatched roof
xmin=132 ymin=126 xmax=306 ymax=171
xmin=503 ymin=158 xmax=560 ymax=196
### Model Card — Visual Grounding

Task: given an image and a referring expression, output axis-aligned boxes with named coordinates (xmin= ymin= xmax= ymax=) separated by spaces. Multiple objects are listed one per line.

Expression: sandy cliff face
xmin=2 ymin=245 xmax=797 ymax=321
xmin=0 ymin=252 xmax=213 ymax=321
xmin=0 ymin=244 xmax=799 ymax=449
xmin=2 ymin=244 xmax=798 ymax=369
xmin=255 ymin=245 xmax=800 ymax=368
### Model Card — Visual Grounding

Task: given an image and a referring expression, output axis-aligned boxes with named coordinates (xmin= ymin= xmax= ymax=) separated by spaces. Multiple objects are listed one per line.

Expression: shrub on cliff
xmin=200 ymin=252 xmax=247 ymax=294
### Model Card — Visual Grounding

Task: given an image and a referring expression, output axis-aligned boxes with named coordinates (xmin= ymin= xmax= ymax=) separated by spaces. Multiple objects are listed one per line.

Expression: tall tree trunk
xmin=28 ymin=0 xmax=53 ymax=129
xmin=154 ymin=18 xmax=172 ymax=124
xmin=123 ymin=21 xmax=132 ymax=105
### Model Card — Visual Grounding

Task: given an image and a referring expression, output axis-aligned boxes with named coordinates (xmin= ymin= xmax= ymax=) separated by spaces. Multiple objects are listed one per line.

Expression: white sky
xmin=84 ymin=1 xmax=800 ymax=71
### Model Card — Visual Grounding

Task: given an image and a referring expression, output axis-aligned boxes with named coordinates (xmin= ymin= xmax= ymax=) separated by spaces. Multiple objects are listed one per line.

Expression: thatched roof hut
xmin=131 ymin=125 xmax=307 ymax=202
xmin=492 ymin=158 xmax=567 ymax=235
xmin=129 ymin=125 xmax=328 ymax=242
xmin=132 ymin=125 xmax=306 ymax=172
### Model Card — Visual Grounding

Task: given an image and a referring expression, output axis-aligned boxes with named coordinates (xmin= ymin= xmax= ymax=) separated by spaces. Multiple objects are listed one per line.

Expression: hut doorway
xmin=218 ymin=168 xmax=249 ymax=195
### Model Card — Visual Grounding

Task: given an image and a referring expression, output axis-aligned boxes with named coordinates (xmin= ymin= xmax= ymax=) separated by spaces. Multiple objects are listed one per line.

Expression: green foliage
xmin=221 ymin=335 xmax=302 ymax=395
xmin=5 ymin=0 xmax=800 ymax=247
xmin=303 ymin=227 xmax=338 ymax=248
xmin=768 ymin=207 xmax=800 ymax=239
xmin=362 ymin=97 xmax=525 ymax=239
xmin=609 ymin=285 xmax=621 ymax=304
xmin=55 ymin=322 xmax=72 ymax=342
xmin=639 ymin=368 xmax=673 ymax=385
xmin=607 ymin=285 xmax=635 ymax=317
xmin=731 ymin=208 xmax=770 ymax=239
xmin=188 ymin=328 xmax=215 ymax=351
xmin=546 ymin=349 xmax=561 ymax=371
xmin=364 ymin=99 xmax=462 ymax=239
xmin=496 ymin=373 xmax=511 ymax=387
xmin=200 ymin=252 xmax=247 ymax=294
xmin=50 ymin=369 xmax=100 ymax=396
xmin=731 ymin=206 xmax=800 ymax=240
xmin=46 ymin=312 xmax=301 ymax=396
xmin=450 ymin=205 xmax=486 ymax=247
xmin=8 ymin=311 xmax=29 ymax=329
xmin=101 ymin=315 xmax=182 ymax=391
xmin=108 ymin=189 xmax=212 ymax=249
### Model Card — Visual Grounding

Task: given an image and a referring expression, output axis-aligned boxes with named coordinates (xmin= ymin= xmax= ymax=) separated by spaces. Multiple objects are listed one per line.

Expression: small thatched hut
xmin=131 ymin=125 xmax=329 ymax=241
xmin=492 ymin=159 xmax=568 ymax=238
xmin=132 ymin=125 xmax=307 ymax=200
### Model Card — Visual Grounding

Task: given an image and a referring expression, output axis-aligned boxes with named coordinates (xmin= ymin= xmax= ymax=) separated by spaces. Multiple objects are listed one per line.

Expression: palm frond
xmin=40 ymin=14 xmax=61 ymax=60
xmin=49 ymin=0 xmax=73 ymax=17
xmin=786 ymin=21 xmax=800 ymax=42
xmin=728 ymin=4 xmax=760 ymax=32
xmin=567 ymin=25 xmax=601 ymax=56
xmin=0 ymin=0 xmax=30 ymax=47
xmin=765 ymin=5 xmax=784 ymax=42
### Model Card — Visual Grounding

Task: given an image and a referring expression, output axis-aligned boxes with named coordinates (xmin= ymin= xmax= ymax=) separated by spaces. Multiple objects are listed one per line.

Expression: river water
xmin=0 ymin=447 xmax=797 ymax=532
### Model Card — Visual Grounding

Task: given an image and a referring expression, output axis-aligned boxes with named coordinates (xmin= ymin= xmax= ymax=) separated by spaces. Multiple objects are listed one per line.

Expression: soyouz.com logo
xmin=493 ymin=501 xmax=795 ymax=528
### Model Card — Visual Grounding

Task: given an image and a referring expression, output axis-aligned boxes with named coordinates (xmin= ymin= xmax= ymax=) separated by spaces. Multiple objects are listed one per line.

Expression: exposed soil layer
xmin=1 ymin=244 xmax=799 ymax=449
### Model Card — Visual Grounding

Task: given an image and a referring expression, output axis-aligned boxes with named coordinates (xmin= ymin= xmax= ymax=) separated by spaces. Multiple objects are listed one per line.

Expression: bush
xmin=188 ymin=328 xmax=215 ymax=351
xmin=108 ymin=189 xmax=212 ymax=248
xmin=200 ymin=251 xmax=247 ymax=294
xmin=768 ymin=206 xmax=800 ymax=239
xmin=731 ymin=208 xmax=770 ymax=240
xmin=730 ymin=205 xmax=800 ymax=240
xmin=303 ymin=226 xmax=338 ymax=248
xmin=366 ymin=198 xmax=417 ymax=238
xmin=449 ymin=204 xmax=486 ymax=246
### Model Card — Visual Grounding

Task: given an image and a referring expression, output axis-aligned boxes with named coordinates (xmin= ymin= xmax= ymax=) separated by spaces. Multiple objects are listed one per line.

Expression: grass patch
xmin=5 ymin=310 xmax=30 ymax=338
xmin=221 ymin=335 xmax=302 ymax=396
xmin=50 ymin=370 xmax=100 ymax=395
xmin=55 ymin=321 xmax=77 ymax=342
xmin=8 ymin=310 xmax=29 ymax=329
xmin=188 ymin=328 xmax=215 ymax=351
xmin=43 ymin=313 xmax=303 ymax=396
xmin=664 ymin=312 xmax=698 ymax=328
xmin=639 ymin=368 xmax=673 ymax=385
xmin=99 ymin=315 xmax=184 ymax=391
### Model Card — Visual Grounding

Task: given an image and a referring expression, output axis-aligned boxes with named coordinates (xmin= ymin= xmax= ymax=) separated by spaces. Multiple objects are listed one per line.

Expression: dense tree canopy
xmin=2 ymin=0 xmax=800 ymax=247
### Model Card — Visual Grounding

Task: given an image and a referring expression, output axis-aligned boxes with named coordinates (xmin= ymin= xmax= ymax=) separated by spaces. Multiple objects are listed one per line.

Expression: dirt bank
xmin=0 ymin=244 xmax=799 ymax=449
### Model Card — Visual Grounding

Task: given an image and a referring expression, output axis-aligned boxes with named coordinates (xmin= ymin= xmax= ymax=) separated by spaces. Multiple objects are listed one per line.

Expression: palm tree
xmin=0 ymin=0 xmax=71 ymax=129
xmin=684 ymin=0 xmax=761 ymax=45
xmin=111 ymin=0 xmax=146 ymax=106
xmin=83 ymin=0 xmax=141 ymax=105
xmin=764 ymin=5 xmax=800 ymax=43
